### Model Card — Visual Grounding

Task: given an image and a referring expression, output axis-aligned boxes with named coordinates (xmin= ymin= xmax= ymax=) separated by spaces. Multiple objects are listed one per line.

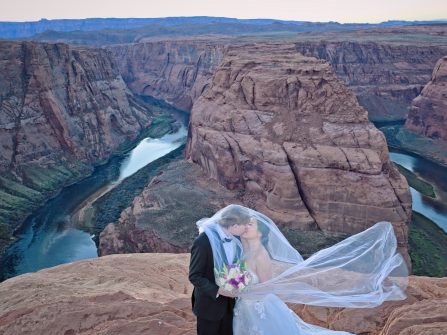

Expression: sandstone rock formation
xmin=186 ymin=43 xmax=411 ymax=261
xmin=0 ymin=41 xmax=152 ymax=172
xmin=0 ymin=40 xmax=155 ymax=234
xmin=295 ymin=41 xmax=447 ymax=122
xmin=0 ymin=253 xmax=445 ymax=335
xmin=0 ymin=254 xmax=196 ymax=335
xmin=290 ymin=275 xmax=447 ymax=335
xmin=405 ymin=56 xmax=447 ymax=141
xmin=109 ymin=40 xmax=225 ymax=111
xmin=99 ymin=159 xmax=240 ymax=255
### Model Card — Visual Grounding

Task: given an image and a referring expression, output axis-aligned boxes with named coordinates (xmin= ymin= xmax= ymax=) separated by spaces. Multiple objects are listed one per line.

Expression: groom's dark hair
xmin=219 ymin=205 xmax=251 ymax=228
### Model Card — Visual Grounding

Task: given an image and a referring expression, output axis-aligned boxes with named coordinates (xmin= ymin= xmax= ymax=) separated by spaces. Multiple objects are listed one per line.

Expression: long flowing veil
xmin=197 ymin=204 xmax=408 ymax=308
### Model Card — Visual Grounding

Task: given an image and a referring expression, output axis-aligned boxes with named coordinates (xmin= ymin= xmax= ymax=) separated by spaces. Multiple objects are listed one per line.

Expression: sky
xmin=0 ymin=0 xmax=446 ymax=23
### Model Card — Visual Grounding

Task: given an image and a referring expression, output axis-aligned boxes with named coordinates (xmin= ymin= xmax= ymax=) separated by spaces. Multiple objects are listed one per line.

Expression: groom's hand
xmin=217 ymin=288 xmax=236 ymax=298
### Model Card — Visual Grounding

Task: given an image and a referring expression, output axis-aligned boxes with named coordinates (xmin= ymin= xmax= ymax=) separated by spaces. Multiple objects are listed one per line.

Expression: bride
xmin=197 ymin=204 xmax=408 ymax=335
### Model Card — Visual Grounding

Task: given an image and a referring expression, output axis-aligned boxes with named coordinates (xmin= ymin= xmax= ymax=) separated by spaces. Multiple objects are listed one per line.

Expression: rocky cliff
xmin=185 ymin=43 xmax=411 ymax=261
xmin=108 ymin=41 xmax=225 ymax=111
xmin=98 ymin=159 xmax=241 ymax=255
xmin=0 ymin=41 xmax=153 ymax=236
xmin=405 ymin=56 xmax=447 ymax=141
xmin=295 ymin=41 xmax=447 ymax=122
xmin=0 ymin=253 xmax=445 ymax=335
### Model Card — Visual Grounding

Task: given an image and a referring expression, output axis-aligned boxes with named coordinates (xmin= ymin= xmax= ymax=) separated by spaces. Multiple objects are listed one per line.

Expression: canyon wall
xmin=405 ymin=56 xmax=447 ymax=141
xmin=109 ymin=39 xmax=447 ymax=124
xmin=108 ymin=41 xmax=225 ymax=111
xmin=185 ymin=43 xmax=411 ymax=260
xmin=295 ymin=41 xmax=447 ymax=121
xmin=0 ymin=41 xmax=153 ymax=233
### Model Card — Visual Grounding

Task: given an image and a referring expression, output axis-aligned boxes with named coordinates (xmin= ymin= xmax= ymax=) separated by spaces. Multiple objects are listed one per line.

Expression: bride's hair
xmin=254 ymin=218 xmax=270 ymax=247
xmin=218 ymin=204 xmax=251 ymax=228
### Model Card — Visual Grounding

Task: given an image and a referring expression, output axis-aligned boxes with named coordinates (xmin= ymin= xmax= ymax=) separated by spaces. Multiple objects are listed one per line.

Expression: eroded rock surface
xmin=295 ymin=41 xmax=447 ymax=121
xmin=0 ymin=41 xmax=152 ymax=171
xmin=0 ymin=254 xmax=195 ymax=335
xmin=0 ymin=40 xmax=155 ymax=240
xmin=291 ymin=275 xmax=447 ymax=335
xmin=109 ymin=40 xmax=225 ymax=111
xmin=98 ymin=160 xmax=240 ymax=256
xmin=0 ymin=254 xmax=445 ymax=335
xmin=405 ymin=56 xmax=447 ymax=142
xmin=185 ymin=44 xmax=411 ymax=260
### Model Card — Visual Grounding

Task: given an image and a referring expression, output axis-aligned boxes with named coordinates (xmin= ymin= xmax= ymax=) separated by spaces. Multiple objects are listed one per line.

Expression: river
xmin=2 ymin=125 xmax=446 ymax=280
xmin=389 ymin=148 xmax=447 ymax=232
xmin=1 ymin=124 xmax=187 ymax=280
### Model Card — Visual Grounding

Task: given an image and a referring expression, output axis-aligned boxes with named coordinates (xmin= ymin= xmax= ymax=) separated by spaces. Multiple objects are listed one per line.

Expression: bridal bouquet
xmin=214 ymin=261 xmax=251 ymax=293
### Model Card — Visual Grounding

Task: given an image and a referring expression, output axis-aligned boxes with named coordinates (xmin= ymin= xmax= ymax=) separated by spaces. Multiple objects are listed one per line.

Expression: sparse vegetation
xmin=380 ymin=125 xmax=447 ymax=168
xmin=409 ymin=211 xmax=447 ymax=277
xmin=393 ymin=162 xmax=436 ymax=198
xmin=91 ymin=145 xmax=186 ymax=241
xmin=0 ymin=97 xmax=184 ymax=258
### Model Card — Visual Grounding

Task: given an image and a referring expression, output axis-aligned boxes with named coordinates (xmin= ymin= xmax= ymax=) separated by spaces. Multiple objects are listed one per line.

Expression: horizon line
xmin=1 ymin=16 xmax=447 ymax=25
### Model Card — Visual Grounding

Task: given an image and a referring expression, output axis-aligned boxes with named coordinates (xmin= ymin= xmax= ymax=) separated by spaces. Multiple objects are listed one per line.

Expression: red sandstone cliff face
xmin=295 ymin=41 xmax=447 ymax=121
xmin=186 ymin=44 xmax=411 ymax=260
xmin=405 ymin=56 xmax=447 ymax=141
xmin=98 ymin=159 xmax=241 ymax=255
xmin=108 ymin=40 xmax=225 ymax=111
xmin=108 ymin=39 xmax=446 ymax=125
xmin=0 ymin=254 xmax=445 ymax=335
xmin=0 ymin=41 xmax=156 ymax=237
xmin=0 ymin=41 xmax=152 ymax=171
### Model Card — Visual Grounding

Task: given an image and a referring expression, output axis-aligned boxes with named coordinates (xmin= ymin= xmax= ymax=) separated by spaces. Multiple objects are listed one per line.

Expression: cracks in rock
xmin=361 ymin=149 xmax=375 ymax=171
xmin=339 ymin=147 xmax=353 ymax=171
xmin=192 ymin=54 xmax=202 ymax=85
xmin=282 ymin=145 xmax=322 ymax=230
xmin=223 ymin=135 xmax=239 ymax=175
xmin=383 ymin=163 xmax=412 ymax=221
xmin=161 ymin=52 xmax=170 ymax=78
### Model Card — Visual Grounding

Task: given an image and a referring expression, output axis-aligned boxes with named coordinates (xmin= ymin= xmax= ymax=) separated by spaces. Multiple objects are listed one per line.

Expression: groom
xmin=189 ymin=205 xmax=251 ymax=335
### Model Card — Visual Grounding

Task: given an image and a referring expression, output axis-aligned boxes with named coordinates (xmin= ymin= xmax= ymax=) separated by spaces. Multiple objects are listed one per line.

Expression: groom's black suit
xmin=189 ymin=232 xmax=235 ymax=335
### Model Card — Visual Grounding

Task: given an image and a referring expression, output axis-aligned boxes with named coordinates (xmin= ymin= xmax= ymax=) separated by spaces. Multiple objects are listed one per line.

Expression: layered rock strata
xmin=186 ymin=44 xmax=411 ymax=260
xmin=99 ymin=159 xmax=240 ymax=255
xmin=108 ymin=41 xmax=226 ymax=111
xmin=0 ymin=40 xmax=153 ymax=236
xmin=0 ymin=41 xmax=152 ymax=171
xmin=405 ymin=56 xmax=447 ymax=141
xmin=0 ymin=253 xmax=445 ymax=335
xmin=295 ymin=41 xmax=447 ymax=121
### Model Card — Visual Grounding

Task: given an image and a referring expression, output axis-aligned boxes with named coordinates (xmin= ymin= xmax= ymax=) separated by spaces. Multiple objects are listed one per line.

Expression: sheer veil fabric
xmin=196 ymin=204 xmax=408 ymax=308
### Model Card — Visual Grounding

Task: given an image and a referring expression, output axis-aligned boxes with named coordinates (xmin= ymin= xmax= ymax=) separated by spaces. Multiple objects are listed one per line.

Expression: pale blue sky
xmin=1 ymin=0 xmax=446 ymax=23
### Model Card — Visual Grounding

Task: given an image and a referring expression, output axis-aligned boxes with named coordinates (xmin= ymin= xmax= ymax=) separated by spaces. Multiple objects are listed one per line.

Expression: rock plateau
xmin=0 ymin=253 xmax=445 ymax=335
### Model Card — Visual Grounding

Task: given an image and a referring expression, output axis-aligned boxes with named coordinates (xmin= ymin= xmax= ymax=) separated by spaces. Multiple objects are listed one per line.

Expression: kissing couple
xmin=189 ymin=204 xmax=408 ymax=335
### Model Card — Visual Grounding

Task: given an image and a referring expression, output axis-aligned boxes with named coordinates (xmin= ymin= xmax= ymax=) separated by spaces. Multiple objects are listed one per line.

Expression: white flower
xmin=224 ymin=283 xmax=233 ymax=291
xmin=228 ymin=267 xmax=238 ymax=278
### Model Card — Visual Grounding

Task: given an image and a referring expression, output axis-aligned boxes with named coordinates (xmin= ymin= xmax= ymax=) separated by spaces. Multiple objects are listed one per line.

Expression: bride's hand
xmin=218 ymin=288 xmax=237 ymax=298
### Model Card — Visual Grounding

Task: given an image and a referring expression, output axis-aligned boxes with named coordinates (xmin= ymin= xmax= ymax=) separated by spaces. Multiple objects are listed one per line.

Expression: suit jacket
xmin=189 ymin=232 xmax=235 ymax=320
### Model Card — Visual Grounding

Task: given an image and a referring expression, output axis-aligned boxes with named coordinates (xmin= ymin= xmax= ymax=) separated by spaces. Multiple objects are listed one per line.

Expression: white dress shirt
xmin=215 ymin=225 xmax=236 ymax=265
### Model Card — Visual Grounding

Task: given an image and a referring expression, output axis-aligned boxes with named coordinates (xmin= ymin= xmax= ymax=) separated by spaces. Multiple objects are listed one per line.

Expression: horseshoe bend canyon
xmin=0 ymin=19 xmax=446 ymax=334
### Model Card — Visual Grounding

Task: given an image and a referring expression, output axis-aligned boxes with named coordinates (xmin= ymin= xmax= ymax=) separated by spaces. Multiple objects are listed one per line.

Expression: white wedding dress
xmin=197 ymin=205 xmax=407 ymax=335
xmin=233 ymin=271 xmax=354 ymax=335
